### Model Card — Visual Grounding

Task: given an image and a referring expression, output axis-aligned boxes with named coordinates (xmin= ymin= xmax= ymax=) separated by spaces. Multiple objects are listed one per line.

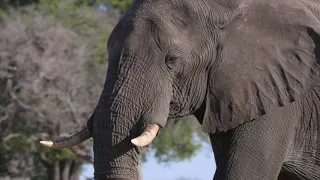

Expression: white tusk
xmin=131 ymin=124 xmax=160 ymax=147
xmin=40 ymin=140 xmax=53 ymax=147
xmin=39 ymin=127 xmax=91 ymax=149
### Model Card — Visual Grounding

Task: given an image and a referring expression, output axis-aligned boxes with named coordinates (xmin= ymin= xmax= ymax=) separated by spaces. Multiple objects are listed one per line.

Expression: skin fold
xmin=41 ymin=0 xmax=320 ymax=179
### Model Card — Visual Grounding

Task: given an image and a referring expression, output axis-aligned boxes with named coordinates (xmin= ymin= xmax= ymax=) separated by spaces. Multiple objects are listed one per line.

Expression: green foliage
xmin=0 ymin=0 xmax=40 ymax=19
xmin=109 ymin=0 xmax=132 ymax=13
xmin=6 ymin=135 xmax=37 ymax=154
xmin=37 ymin=0 xmax=59 ymax=12
xmin=71 ymin=0 xmax=134 ymax=13
xmin=0 ymin=135 xmax=40 ymax=177
xmin=40 ymin=148 xmax=76 ymax=161
xmin=0 ymin=0 xmax=38 ymax=9
xmin=74 ymin=0 xmax=105 ymax=6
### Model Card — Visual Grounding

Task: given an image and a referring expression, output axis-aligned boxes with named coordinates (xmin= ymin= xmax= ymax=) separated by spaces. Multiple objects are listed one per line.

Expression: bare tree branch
xmin=0 ymin=7 xmax=115 ymax=179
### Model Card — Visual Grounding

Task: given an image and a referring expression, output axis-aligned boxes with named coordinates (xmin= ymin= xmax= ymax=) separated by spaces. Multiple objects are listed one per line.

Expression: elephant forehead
xmin=124 ymin=17 xmax=195 ymax=55
xmin=132 ymin=0 xmax=202 ymax=31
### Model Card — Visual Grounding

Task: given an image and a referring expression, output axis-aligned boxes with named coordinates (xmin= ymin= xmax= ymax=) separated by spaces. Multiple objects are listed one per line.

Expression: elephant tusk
xmin=40 ymin=127 xmax=91 ymax=149
xmin=131 ymin=124 xmax=159 ymax=147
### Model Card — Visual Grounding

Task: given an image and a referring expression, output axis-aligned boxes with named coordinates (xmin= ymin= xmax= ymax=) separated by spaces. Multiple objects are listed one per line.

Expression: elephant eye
xmin=165 ymin=55 xmax=179 ymax=69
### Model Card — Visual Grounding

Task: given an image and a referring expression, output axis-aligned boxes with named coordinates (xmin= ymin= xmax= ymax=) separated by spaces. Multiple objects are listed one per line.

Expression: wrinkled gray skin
xmin=86 ymin=0 xmax=320 ymax=179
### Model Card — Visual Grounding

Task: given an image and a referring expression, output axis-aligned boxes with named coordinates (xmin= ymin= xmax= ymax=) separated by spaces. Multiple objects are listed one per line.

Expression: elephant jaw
xmin=131 ymin=123 xmax=160 ymax=147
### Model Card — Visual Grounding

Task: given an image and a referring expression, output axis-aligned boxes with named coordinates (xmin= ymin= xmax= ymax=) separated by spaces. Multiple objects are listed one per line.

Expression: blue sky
xmin=80 ymin=144 xmax=216 ymax=180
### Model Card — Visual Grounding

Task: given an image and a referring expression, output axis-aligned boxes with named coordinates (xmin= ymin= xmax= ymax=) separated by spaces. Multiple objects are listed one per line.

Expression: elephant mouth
xmin=169 ymin=101 xmax=193 ymax=118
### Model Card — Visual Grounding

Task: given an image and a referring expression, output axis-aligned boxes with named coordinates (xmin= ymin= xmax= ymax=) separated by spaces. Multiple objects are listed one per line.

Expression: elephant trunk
xmin=40 ymin=54 xmax=171 ymax=179
xmin=92 ymin=88 xmax=140 ymax=179
xmin=92 ymin=58 xmax=171 ymax=179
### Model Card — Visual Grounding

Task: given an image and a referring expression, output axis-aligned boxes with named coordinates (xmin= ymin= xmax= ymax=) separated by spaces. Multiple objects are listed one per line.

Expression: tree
xmin=0 ymin=13 xmax=91 ymax=180
xmin=0 ymin=1 xmax=115 ymax=179
xmin=108 ymin=0 xmax=132 ymax=14
xmin=73 ymin=0 xmax=133 ymax=14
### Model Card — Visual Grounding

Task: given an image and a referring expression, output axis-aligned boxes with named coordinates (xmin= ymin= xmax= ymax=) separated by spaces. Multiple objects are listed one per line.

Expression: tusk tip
xmin=131 ymin=138 xmax=140 ymax=146
xmin=131 ymin=138 xmax=146 ymax=147
xmin=131 ymin=124 xmax=160 ymax=147
xmin=40 ymin=140 xmax=53 ymax=148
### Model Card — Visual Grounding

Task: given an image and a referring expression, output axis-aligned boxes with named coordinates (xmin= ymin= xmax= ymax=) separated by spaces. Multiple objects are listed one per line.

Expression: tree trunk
xmin=46 ymin=160 xmax=84 ymax=180
xmin=69 ymin=161 xmax=83 ymax=180
xmin=48 ymin=162 xmax=60 ymax=180
xmin=60 ymin=160 xmax=71 ymax=180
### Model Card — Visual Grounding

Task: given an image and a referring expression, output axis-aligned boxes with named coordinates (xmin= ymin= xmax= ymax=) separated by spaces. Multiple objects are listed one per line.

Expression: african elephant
xmin=40 ymin=0 xmax=320 ymax=179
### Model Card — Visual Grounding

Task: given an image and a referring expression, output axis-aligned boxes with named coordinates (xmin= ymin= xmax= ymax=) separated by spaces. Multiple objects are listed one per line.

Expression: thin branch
xmin=1 ymin=65 xmax=18 ymax=71
xmin=7 ymin=79 xmax=45 ymax=118
xmin=2 ymin=133 xmax=23 ymax=142
xmin=0 ymin=113 xmax=9 ymax=124
xmin=54 ymin=94 xmax=82 ymax=129
xmin=65 ymin=98 xmax=82 ymax=129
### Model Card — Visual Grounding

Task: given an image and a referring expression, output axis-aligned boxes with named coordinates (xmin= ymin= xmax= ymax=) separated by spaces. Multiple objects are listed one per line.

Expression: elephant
xmin=40 ymin=0 xmax=320 ymax=179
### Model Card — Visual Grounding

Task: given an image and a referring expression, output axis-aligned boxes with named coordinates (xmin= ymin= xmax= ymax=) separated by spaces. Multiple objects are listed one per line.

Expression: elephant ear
xmin=201 ymin=2 xmax=320 ymax=133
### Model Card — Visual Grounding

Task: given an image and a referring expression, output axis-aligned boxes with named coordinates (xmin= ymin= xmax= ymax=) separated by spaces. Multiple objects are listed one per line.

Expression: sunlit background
xmin=0 ymin=1 xmax=216 ymax=179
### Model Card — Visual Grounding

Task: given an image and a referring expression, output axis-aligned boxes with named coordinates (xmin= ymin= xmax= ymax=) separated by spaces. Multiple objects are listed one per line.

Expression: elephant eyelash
xmin=165 ymin=56 xmax=179 ymax=69
xmin=165 ymin=56 xmax=178 ymax=63
xmin=164 ymin=47 xmax=183 ymax=70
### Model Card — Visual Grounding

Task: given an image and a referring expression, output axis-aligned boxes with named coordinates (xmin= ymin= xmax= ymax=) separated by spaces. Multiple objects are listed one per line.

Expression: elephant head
xmin=40 ymin=0 xmax=320 ymax=179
